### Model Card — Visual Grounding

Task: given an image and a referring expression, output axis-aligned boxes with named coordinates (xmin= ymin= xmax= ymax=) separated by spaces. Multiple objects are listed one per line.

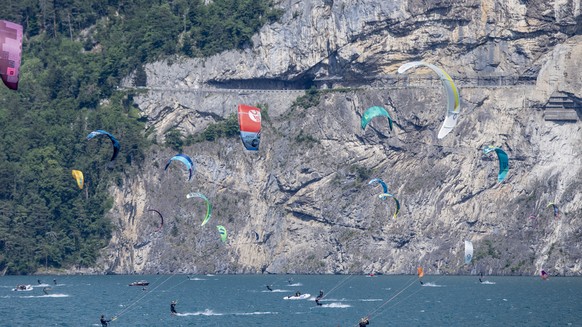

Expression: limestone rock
xmin=100 ymin=0 xmax=582 ymax=276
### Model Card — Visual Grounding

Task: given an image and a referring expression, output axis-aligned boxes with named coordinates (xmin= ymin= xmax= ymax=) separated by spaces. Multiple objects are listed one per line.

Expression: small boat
xmin=128 ymin=280 xmax=149 ymax=286
xmin=283 ymin=293 xmax=310 ymax=300
xmin=13 ymin=284 xmax=33 ymax=291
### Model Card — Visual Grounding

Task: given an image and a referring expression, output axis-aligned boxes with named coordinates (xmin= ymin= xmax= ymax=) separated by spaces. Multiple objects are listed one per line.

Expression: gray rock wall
xmin=101 ymin=0 xmax=582 ymax=276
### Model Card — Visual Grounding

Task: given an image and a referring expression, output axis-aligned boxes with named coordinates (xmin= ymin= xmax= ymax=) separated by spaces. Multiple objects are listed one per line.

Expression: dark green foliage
xmin=256 ymin=103 xmax=270 ymax=123
xmin=294 ymin=129 xmax=319 ymax=146
xmin=186 ymin=114 xmax=240 ymax=143
xmin=0 ymin=0 xmax=279 ymax=274
xmin=349 ymin=165 xmax=372 ymax=184
xmin=185 ymin=0 xmax=284 ymax=56
xmin=0 ymin=90 xmax=147 ymax=274
xmin=165 ymin=128 xmax=185 ymax=152
xmin=475 ymin=240 xmax=501 ymax=260
xmin=133 ymin=65 xmax=148 ymax=87
xmin=292 ymin=87 xmax=321 ymax=109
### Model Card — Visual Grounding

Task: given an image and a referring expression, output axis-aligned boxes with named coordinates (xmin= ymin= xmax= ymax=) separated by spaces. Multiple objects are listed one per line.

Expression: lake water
xmin=1 ymin=274 xmax=580 ymax=326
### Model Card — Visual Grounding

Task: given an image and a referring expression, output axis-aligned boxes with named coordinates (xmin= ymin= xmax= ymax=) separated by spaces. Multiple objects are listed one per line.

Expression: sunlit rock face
xmin=100 ymin=0 xmax=582 ymax=276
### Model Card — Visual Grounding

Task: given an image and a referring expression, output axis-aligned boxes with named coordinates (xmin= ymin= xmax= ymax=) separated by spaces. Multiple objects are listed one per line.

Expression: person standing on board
xmin=171 ymin=301 xmax=178 ymax=315
xmin=315 ymin=290 xmax=324 ymax=306
xmin=359 ymin=317 xmax=370 ymax=326
xmin=100 ymin=315 xmax=111 ymax=327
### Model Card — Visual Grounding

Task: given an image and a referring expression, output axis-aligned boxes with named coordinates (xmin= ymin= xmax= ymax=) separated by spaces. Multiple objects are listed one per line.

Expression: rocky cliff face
xmin=97 ymin=0 xmax=582 ymax=276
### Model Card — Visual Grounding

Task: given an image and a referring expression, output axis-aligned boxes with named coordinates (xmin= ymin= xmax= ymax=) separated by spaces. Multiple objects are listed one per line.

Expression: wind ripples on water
xmin=0 ymin=275 xmax=581 ymax=326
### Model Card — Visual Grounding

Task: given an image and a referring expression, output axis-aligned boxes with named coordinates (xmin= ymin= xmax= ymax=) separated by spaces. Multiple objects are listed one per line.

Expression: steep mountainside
xmin=97 ymin=0 xmax=582 ymax=276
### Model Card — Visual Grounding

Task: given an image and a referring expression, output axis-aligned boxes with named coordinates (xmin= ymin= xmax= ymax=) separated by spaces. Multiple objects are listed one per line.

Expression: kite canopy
xmin=361 ymin=106 xmax=394 ymax=131
xmin=165 ymin=154 xmax=195 ymax=181
xmin=417 ymin=267 xmax=424 ymax=279
xmin=148 ymin=209 xmax=164 ymax=232
xmin=0 ymin=20 xmax=23 ymax=90
xmin=547 ymin=202 xmax=559 ymax=218
xmin=216 ymin=225 xmax=227 ymax=243
xmin=186 ymin=192 xmax=212 ymax=226
xmin=86 ymin=130 xmax=121 ymax=162
xmin=464 ymin=240 xmax=473 ymax=264
xmin=483 ymin=146 xmax=509 ymax=183
xmin=368 ymin=178 xmax=389 ymax=194
xmin=397 ymin=61 xmax=460 ymax=138
xmin=379 ymin=193 xmax=400 ymax=219
xmin=238 ymin=104 xmax=261 ymax=151
xmin=71 ymin=170 xmax=84 ymax=189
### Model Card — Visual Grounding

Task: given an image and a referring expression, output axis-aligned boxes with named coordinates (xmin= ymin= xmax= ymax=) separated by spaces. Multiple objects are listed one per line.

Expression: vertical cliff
xmin=97 ymin=0 xmax=582 ymax=276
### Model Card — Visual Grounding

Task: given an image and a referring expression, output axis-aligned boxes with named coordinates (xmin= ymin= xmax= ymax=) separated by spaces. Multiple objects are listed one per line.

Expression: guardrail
xmin=119 ymin=75 xmax=537 ymax=94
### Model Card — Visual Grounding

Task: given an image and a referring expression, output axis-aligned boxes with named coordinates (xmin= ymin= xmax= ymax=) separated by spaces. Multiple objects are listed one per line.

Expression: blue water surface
xmin=1 ymin=274 xmax=580 ymax=326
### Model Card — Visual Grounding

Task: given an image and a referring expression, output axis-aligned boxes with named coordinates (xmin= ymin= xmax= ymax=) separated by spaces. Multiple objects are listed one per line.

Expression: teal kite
xmin=368 ymin=178 xmax=388 ymax=194
xmin=361 ymin=106 xmax=394 ymax=131
xmin=86 ymin=130 xmax=121 ymax=162
xmin=483 ymin=146 xmax=509 ymax=183
xmin=165 ymin=154 xmax=195 ymax=181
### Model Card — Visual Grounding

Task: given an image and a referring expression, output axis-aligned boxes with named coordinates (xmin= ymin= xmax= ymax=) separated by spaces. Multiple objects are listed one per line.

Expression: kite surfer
xmin=315 ymin=290 xmax=324 ymax=306
xmin=43 ymin=287 xmax=50 ymax=295
xmin=37 ymin=279 xmax=42 ymax=284
xmin=170 ymin=301 xmax=178 ymax=315
xmin=266 ymin=285 xmax=273 ymax=291
xmin=53 ymin=279 xmax=57 ymax=285
xmin=359 ymin=317 xmax=370 ymax=326
xmin=479 ymin=273 xmax=483 ymax=283
xmin=100 ymin=315 xmax=111 ymax=327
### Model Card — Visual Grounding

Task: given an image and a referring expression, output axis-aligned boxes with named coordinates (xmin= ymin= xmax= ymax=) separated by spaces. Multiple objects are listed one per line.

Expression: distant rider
xmin=171 ymin=301 xmax=178 ymax=315
xmin=359 ymin=317 xmax=370 ymax=326
xmin=100 ymin=315 xmax=111 ymax=327
xmin=266 ymin=285 xmax=273 ymax=291
xmin=315 ymin=290 xmax=324 ymax=306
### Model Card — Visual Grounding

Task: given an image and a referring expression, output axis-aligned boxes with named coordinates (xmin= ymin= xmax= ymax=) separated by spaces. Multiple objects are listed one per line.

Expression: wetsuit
xmin=315 ymin=291 xmax=324 ymax=305
xmin=266 ymin=285 xmax=273 ymax=291
xmin=171 ymin=302 xmax=177 ymax=314
xmin=100 ymin=317 xmax=110 ymax=327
